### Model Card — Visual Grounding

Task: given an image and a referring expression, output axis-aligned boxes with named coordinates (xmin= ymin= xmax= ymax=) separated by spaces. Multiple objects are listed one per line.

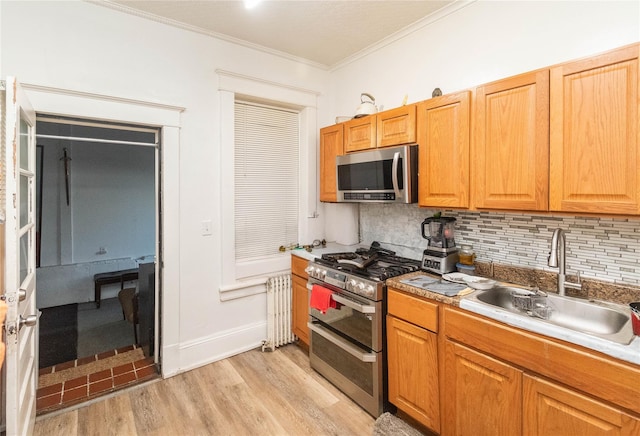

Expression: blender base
xmin=421 ymin=249 xmax=459 ymax=274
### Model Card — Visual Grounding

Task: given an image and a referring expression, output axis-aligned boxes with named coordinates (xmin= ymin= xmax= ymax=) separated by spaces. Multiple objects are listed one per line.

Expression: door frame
xmin=21 ymin=83 xmax=184 ymax=375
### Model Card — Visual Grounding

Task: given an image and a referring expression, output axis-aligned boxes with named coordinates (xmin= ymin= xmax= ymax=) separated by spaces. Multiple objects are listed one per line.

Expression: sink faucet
xmin=548 ymin=228 xmax=582 ymax=296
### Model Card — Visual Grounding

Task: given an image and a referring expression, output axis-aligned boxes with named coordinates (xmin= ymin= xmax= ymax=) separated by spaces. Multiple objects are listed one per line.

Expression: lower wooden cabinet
xmin=291 ymin=255 xmax=309 ymax=346
xmin=443 ymin=306 xmax=640 ymax=435
xmin=523 ymin=375 xmax=640 ymax=436
xmin=443 ymin=340 xmax=522 ymax=436
xmin=387 ymin=315 xmax=440 ymax=433
xmin=387 ymin=288 xmax=440 ymax=433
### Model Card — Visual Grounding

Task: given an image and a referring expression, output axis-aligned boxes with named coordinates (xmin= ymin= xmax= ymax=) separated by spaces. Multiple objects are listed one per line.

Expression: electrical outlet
xmin=201 ymin=220 xmax=212 ymax=236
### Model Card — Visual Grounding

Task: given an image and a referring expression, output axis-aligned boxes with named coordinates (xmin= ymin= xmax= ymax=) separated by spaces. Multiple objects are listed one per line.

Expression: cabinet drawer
xmin=291 ymin=254 xmax=308 ymax=279
xmin=388 ymin=288 xmax=438 ymax=332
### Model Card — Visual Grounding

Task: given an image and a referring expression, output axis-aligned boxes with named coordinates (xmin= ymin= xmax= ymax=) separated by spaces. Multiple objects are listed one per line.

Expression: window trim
xmin=217 ymin=70 xmax=319 ymax=298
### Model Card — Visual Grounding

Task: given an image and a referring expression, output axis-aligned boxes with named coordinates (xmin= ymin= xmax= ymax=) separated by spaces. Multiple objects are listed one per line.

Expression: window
xmin=234 ymin=101 xmax=299 ymax=260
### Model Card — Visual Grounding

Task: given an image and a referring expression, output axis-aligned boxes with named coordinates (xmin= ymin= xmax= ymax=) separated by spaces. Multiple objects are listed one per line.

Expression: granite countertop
xmin=387 ymin=271 xmax=640 ymax=367
xmin=386 ymin=271 xmax=470 ymax=307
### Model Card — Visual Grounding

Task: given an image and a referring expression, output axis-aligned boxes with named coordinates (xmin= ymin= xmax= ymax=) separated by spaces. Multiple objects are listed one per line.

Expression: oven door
xmin=307 ymin=281 xmax=382 ymax=352
xmin=308 ymin=320 xmax=383 ymax=417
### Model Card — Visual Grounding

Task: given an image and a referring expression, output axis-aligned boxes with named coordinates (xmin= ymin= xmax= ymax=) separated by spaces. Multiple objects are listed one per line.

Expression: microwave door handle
xmin=392 ymin=151 xmax=401 ymax=199
xmin=307 ymin=283 xmax=375 ymax=314
xmin=307 ymin=322 xmax=377 ymax=363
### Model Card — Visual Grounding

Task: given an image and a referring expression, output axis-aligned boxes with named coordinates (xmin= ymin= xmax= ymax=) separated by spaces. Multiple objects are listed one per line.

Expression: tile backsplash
xmin=360 ymin=204 xmax=640 ymax=287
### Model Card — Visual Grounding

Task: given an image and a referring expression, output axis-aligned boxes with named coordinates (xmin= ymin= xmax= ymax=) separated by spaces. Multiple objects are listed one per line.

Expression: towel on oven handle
xmin=310 ymin=284 xmax=341 ymax=314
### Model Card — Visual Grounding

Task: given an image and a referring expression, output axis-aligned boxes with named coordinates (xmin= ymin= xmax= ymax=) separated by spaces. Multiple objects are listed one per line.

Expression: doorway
xmin=33 ymin=115 xmax=161 ymax=414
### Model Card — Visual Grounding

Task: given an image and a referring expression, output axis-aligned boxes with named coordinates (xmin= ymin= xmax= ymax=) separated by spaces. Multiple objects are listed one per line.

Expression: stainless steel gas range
xmin=305 ymin=243 xmax=421 ymax=417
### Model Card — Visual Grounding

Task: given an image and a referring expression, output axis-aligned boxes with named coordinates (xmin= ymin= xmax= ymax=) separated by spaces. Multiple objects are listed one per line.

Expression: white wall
xmin=1 ymin=0 xmax=330 ymax=375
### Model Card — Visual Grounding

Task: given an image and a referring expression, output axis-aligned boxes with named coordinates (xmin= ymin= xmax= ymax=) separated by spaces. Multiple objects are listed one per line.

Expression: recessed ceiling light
xmin=244 ymin=0 xmax=262 ymax=9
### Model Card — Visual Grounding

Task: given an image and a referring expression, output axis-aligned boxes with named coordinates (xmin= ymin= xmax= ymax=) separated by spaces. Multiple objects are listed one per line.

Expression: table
xmin=93 ymin=268 xmax=138 ymax=308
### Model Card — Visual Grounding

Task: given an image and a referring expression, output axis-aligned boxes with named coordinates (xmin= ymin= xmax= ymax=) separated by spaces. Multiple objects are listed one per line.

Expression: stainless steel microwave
xmin=336 ymin=144 xmax=418 ymax=203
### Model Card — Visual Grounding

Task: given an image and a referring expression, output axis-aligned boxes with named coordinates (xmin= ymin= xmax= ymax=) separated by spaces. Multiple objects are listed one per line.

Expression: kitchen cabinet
xmin=291 ymin=255 xmax=309 ymax=347
xmin=417 ymin=91 xmax=471 ymax=208
xmin=344 ymin=105 xmax=417 ymax=153
xmin=443 ymin=306 xmax=640 ymax=434
xmin=523 ymin=375 xmax=640 ymax=436
xmin=386 ymin=288 xmax=440 ymax=433
xmin=549 ymin=43 xmax=640 ymax=215
xmin=376 ymin=105 xmax=417 ymax=148
xmin=474 ymin=69 xmax=550 ymax=211
xmin=443 ymin=340 xmax=522 ymax=436
xmin=344 ymin=115 xmax=376 ymax=152
xmin=319 ymin=124 xmax=344 ymax=202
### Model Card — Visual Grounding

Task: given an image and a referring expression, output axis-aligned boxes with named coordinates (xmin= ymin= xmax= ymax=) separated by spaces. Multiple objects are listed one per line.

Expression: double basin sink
xmin=462 ymin=286 xmax=634 ymax=345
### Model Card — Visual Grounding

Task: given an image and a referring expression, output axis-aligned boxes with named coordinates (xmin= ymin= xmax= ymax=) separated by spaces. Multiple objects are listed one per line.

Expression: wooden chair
xmin=118 ymin=287 xmax=139 ymax=344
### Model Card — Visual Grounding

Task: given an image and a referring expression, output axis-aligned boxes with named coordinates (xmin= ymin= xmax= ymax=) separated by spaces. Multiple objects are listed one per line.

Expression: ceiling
xmin=98 ymin=0 xmax=457 ymax=69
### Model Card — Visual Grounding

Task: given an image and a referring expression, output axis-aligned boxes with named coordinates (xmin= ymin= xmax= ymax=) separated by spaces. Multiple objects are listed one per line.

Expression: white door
xmin=3 ymin=77 xmax=38 ymax=435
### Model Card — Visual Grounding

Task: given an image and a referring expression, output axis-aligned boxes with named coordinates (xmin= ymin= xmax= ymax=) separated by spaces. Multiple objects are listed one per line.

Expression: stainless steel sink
xmin=467 ymin=286 xmax=634 ymax=345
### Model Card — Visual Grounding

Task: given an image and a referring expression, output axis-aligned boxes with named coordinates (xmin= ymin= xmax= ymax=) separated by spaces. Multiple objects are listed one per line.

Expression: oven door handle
xmin=307 ymin=283 xmax=375 ymax=314
xmin=307 ymin=322 xmax=377 ymax=363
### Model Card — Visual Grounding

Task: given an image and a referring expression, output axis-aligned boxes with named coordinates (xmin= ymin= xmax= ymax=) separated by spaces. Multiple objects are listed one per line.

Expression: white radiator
xmin=262 ymin=274 xmax=296 ymax=351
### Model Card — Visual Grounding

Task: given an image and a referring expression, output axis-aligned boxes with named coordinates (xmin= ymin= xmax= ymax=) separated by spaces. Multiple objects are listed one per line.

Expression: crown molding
xmin=87 ymin=0 xmax=331 ymax=71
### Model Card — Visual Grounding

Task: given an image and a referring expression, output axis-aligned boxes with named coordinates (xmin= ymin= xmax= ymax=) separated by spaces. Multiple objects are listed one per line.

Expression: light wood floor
xmin=34 ymin=344 xmax=375 ymax=436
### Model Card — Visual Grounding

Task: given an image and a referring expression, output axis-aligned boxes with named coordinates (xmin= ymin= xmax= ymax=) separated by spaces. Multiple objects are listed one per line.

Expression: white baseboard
xmin=160 ymin=320 xmax=267 ymax=377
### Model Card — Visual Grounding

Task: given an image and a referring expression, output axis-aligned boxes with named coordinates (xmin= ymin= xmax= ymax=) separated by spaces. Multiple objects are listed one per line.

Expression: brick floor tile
xmin=55 ymin=360 xmax=76 ymax=371
xmin=116 ymin=345 xmax=135 ymax=354
xmin=112 ymin=362 xmax=134 ymax=376
xmin=113 ymin=371 xmax=137 ymax=387
xmin=133 ymin=358 xmax=154 ymax=370
xmin=135 ymin=365 xmax=158 ymax=380
xmin=76 ymin=355 xmax=97 ymax=366
xmin=37 ymin=383 xmax=63 ymax=399
xmin=89 ymin=369 xmax=112 ymax=383
xmin=62 ymin=385 xmax=87 ymax=403
xmin=89 ymin=378 xmax=113 ymax=396
xmin=97 ymin=350 xmax=116 ymax=360
xmin=64 ymin=375 xmax=88 ymax=390
xmin=36 ymin=392 xmax=62 ymax=411
xmin=39 ymin=366 xmax=54 ymax=376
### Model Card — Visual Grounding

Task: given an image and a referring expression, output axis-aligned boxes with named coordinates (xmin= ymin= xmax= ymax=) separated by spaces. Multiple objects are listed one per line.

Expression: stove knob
xmin=304 ymin=266 xmax=313 ymax=275
xmin=365 ymin=284 xmax=374 ymax=294
xmin=357 ymin=282 xmax=366 ymax=291
xmin=320 ymin=269 xmax=327 ymax=279
xmin=348 ymin=279 xmax=357 ymax=290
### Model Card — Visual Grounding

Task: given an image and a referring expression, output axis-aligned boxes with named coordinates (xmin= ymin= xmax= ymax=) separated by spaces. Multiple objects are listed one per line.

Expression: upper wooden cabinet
xmin=376 ymin=105 xmax=417 ymax=148
xmin=319 ymin=123 xmax=344 ymax=202
xmin=344 ymin=115 xmax=376 ymax=152
xmin=549 ymin=44 xmax=640 ymax=214
xmin=417 ymin=91 xmax=471 ymax=208
xmin=474 ymin=69 xmax=550 ymax=211
xmin=344 ymin=105 xmax=417 ymax=152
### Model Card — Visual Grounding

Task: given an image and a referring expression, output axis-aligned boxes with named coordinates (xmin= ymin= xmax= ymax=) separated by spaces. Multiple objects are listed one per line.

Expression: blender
xmin=421 ymin=216 xmax=459 ymax=274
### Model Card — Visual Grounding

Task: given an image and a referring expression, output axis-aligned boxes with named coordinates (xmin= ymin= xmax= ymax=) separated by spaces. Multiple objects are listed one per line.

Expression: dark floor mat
xmin=39 ymin=303 xmax=78 ymax=368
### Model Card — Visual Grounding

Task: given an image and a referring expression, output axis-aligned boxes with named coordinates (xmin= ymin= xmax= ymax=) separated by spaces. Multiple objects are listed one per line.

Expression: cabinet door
xmin=319 ymin=124 xmax=344 ymax=202
xmin=550 ymin=44 xmax=640 ymax=214
xmin=387 ymin=315 xmax=440 ymax=433
xmin=291 ymin=273 xmax=309 ymax=346
xmin=417 ymin=91 xmax=471 ymax=208
xmin=523 ymin=375 xmax=640 ymax=436
xmin=344 ymin=116 xmax=376 ymax=152
xmin=475 ymin=70 xmax=549 ymax=211
xmin=444 ymin=340 xmax=522 ymax=436
xmin=377 ymin=105 xmax=416 ymax=148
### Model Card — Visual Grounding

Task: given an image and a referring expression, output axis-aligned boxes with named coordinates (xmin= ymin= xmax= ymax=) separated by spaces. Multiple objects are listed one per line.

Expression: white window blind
xmin=234 ymin=101 xmax=299 ymax=260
